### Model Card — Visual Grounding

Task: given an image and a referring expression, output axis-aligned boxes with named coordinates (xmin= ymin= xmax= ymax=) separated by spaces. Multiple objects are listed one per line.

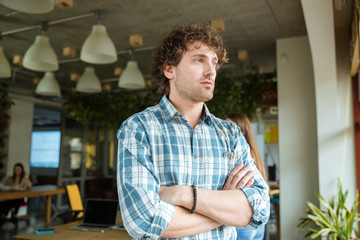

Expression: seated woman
xmin=0 ymin=162 xmax=32 ymax=220
xmin=3 ymin=163 xmax=32 ymax=191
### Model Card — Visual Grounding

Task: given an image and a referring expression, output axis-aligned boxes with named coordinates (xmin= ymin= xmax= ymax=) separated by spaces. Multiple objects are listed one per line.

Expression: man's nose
xmin=204 ymin=61 xmax=216 ymax=77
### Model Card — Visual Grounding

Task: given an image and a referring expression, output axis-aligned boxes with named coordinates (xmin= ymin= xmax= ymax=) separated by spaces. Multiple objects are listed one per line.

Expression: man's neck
xmin=168 ymin=95 xmax=204 ymax=128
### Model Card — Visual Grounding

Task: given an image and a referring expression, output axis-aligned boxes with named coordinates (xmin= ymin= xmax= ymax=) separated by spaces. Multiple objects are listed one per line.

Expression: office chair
xmin=57 ymin=184 xmax=84 ymax=223
xmin=66 ymin=184 xmax=84 ymax=220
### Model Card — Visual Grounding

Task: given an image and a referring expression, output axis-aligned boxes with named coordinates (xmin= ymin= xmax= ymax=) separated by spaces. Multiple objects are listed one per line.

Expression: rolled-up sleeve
xmin=117 ymin=119 xmax=175 ymax=238
xmin=235 ymin=133 xmax=270 ymax=229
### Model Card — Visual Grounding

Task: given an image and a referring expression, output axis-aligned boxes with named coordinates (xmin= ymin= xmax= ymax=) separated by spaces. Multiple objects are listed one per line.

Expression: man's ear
xmin=163 ymin=65 xmax=175 ymax=80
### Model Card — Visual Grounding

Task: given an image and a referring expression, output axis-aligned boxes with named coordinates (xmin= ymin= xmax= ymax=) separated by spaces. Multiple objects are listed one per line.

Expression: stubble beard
xmin=174 ymin=78 xmax=214 ymax=103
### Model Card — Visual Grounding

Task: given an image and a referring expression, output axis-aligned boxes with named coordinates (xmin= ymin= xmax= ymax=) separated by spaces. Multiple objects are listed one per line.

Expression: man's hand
xmin=222 ymin=163 xmax=255 ymax=190
xmin=159 ymin=163 xmax=255 ymax=206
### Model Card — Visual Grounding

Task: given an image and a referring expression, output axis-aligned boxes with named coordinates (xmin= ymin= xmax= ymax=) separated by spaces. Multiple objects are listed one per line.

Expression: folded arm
xmin=159 ymin=163 xmax=256 ymax=227
xmin=160 ymin=206 xmax=221 ymax=238
xmin=160 ymin=163 xmax=255 ymax=237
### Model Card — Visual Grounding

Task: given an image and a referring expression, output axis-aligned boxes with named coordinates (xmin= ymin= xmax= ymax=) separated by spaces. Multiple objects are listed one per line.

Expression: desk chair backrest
xmin=66 ymin=184 xmax=84 ymax=219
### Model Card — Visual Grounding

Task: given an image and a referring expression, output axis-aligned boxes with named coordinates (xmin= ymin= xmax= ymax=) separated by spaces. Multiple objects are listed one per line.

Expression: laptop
xmin=69 ymin=198 xmax=118 ymax=232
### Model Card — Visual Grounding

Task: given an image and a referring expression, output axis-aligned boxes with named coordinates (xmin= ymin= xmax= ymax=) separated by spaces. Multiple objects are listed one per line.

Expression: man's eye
xmin=195 ymin=59 xmax=203 ymax=63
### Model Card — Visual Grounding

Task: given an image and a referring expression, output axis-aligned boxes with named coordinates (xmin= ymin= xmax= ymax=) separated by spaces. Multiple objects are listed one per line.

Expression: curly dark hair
xmin=152 ymin=22 xmax=228 ymax=95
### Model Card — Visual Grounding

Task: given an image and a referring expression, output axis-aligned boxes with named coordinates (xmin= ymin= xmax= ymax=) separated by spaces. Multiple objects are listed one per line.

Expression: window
xmin=30 ymin=131 xmax=61 ymax=168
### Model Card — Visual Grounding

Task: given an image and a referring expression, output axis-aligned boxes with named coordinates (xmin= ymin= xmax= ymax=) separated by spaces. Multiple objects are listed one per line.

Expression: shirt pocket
xmin=223 ymin=150 xmax=236 ymax=174
xmin=199 ymin=146 xmax=234 ymax=190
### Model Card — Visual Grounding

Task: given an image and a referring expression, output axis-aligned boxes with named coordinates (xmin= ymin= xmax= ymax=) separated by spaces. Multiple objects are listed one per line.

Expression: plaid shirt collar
xmin=159 ymin=95 xmax=213 ymax=124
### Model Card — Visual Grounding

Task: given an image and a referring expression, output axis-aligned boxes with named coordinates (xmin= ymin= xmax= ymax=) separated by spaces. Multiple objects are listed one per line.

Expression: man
xmin=117 ymin=23 xmax=270 ymax=239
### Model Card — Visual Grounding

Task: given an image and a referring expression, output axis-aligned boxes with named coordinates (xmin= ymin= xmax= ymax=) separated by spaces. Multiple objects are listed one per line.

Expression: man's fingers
xmin=229 ymin=164 xmax=252 ymax=185
xmin=245 ymin=178 xmax=255 ymax=187
xmin=223 ymin=163 xmax=255 ymax=190
xmin=235 ymin=171 xmax=255 ymax=189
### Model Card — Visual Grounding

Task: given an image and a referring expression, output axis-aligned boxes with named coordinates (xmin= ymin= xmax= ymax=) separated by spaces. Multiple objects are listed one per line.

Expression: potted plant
xmin=298 ymin=179 xmax=360 ymax=240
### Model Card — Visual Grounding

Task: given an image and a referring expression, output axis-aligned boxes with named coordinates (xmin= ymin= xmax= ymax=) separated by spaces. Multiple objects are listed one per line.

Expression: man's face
xmin=165 ymin=42 xmax=218 ymax=103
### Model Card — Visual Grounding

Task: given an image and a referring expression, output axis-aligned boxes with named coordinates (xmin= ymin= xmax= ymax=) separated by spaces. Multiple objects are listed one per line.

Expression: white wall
xmin=277 ymin=36 xmax=318 ymax=239
xmin=334 ymin=24 xmax=356 ymax=198
xmin=277 ymin=1 xmax=357 ymax=239
xmin=7 ymin=98 xmax=34 ymax=175
xmin=301 ymin=0 xmax=356 ymax=204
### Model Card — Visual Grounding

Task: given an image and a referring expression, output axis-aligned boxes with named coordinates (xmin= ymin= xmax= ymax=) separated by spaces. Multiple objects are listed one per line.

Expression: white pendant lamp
xmin=0 ymin=46 xmax=11 ymax=78
xmin=76 ymin=66 xmax=102 ymax=93
xmin=0 ymin=0 xmax=54 ymax=14
xmin=80 ymin=24 xmax=117 ymax=64
xmin=118 ymin=61 xmax=146 ymax=89
xmin=35 ymin=72 xmax=60 ymax=96
xmin=23 ymin=35 xmax=59 ymax=72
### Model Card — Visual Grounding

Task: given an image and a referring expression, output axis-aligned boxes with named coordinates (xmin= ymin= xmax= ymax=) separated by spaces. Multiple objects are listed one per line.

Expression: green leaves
xmin=0 ymin=83 xmax=14 ymax=119
xmin=63 ymin=68 xmax=277 ymax=130
xmin=207 ymin=69 xmax=276 ymax=119
xmin=298 ymin=179 xmax=360 ymax=240
xmin=63 ymin=88 xmax=161 ymax=130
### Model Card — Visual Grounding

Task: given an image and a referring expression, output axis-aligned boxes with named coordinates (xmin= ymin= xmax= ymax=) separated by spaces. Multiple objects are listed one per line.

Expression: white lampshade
xmin=80 ymin=24 xmax=117 ymax=64
xmin=23 ymin=35 xmax=58 ymax=72
xmin=76 ymin=67 xmax=102 ymax=93
xmin=0 ymin=46 xmax=11 ymax=78
xmin=35 ymin=72 xmax=60 ymax=96
xmin=118 ymin=61 xmax=146 ymax=89
xmin=0 ymin=0 xmax=54 ymax=14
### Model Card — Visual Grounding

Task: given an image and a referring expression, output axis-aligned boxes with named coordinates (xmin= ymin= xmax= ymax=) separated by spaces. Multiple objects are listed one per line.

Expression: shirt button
xmin=194 ymin=155 xmax=198 ymax=159
xmin=223 ymin=152 xmax=227 ymax=157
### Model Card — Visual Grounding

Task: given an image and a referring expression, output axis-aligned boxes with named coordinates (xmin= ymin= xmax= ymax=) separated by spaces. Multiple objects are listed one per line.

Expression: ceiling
xmin=0 ymin=0 xmax=308 ymax=98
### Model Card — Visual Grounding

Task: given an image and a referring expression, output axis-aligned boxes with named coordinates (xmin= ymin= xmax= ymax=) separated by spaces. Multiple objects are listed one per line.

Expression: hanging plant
xmin=0 ymin=83 xmax=14 ymax=161
xmin=63 ymin=88 xmax=161 ymax=130
xmin=207 ymin=68 xmax=276 ymax=119
xmin=63 ymin=69 xmax=276 ymax=130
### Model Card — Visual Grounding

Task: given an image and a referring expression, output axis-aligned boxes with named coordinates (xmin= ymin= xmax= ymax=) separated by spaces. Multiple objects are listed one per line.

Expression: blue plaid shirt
xmin=117 ymin=96 xmax=270 ymax=239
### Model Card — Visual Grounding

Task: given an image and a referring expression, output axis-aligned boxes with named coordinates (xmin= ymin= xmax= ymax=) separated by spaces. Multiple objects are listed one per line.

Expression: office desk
xmin=0 ymin=185 xmax=65 ymax=224
xmin=12 ymin=221 xmax=131 ymax=240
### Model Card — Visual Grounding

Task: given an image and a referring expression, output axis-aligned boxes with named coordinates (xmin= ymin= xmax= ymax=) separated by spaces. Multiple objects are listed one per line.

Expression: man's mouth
xmin=200 ymin=80 xmax=214 ymax=87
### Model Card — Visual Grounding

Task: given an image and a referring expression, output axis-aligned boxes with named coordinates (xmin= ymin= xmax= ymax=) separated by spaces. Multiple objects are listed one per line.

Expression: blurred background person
xmin=3 ymin=162 xmax=32 ymax=191
xmin=0 ymin=163 xmax=32 ymax=221
xmin=225 ymin=113 xmax=267 ymax=240
xmin=0 ymin=163 xmax=18 ymax=191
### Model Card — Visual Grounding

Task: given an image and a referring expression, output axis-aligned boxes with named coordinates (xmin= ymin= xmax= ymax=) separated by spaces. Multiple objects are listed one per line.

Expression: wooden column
xmin=352 ymin=75 xmax=360 ymax=231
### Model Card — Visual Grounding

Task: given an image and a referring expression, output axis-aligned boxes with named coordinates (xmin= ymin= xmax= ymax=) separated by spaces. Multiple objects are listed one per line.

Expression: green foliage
xmin=63 ymin=88 xmax=161 ymax=130
xmin=63 ymin=69 xmax=276 ymax=130
xmin=298 ymin=179 xmax=360 ymax=240
xmin=0 ymin=84 xmax=14 ymax=161
xmin=207 ymin=69 xmax=276 ymax=119
xmin=0 ymin=83 xmax=14 ymax=120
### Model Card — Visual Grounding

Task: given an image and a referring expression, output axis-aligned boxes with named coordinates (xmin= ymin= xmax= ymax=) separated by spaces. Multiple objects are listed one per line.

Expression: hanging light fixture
xmin=118 ymin=49 xmax=145 ymax=89
xmin=35 ymin=72 xmax=61 ymax=96
xmin=0 ymin=0 xmax=54 ymax=14
xmin=0 ymin=46 xmax=11 ymax=78
xmin=23 ymin=22 xmax=58 ymax=72
xmin=76 ymin=66 xmax=101 ymax=93
xmin=80 ymin=10 xmax=117 ymax=64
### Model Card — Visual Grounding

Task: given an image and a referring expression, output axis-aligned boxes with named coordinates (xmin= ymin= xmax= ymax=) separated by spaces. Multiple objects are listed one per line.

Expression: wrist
xmin=190 ymin=182 xmax=197 ymax=213
xmin=177 ymin=185 xmax=194 ymax=210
